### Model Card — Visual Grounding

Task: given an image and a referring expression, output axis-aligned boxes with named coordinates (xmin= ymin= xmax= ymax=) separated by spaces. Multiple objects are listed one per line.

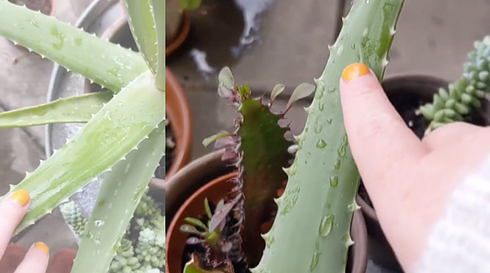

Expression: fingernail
xmin=341 ymin=63 xmax=370 ymax=82
xmin=33 ymin=242 xmax=49 ymax=256
xmin=10 ymin=189 xmax=30 ymax=207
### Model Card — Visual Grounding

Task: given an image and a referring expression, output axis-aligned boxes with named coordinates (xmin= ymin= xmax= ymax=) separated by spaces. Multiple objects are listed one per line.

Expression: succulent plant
xmin=61 ymin=191 xmax=166 ymax=273
xmin=0 ymin=0 xmax=168 ymax=272
xmin=180 ymin=0 xmax=405 ymax=272
xmin=418 ymin=36 xmax=490 ymax=133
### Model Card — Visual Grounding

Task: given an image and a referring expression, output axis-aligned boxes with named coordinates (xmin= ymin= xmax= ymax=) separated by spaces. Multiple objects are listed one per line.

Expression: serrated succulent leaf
xmin=219 ymin=67 xmax=235 ymax=89
xmin=122 ymin=0 xmax=158 ymax=75
xmin=220 ymin=84 xmax=293 ymax=266
xmin=70 ymin=120 xmax=166 ymax=273
xmin=0 ymin=91 xmax=112 ymax=128
xmin=209 ymin=198 xmax=238 ymax=233
xmin=286 ymin=83 xmax=315 ymax=110
xmin=150 ymin=0 xmax=166 ymax=89
xmin=2 ymin=71 xmax=165 ymax=235
xmin=202 ymin=131 xmax=231 ymax=147
xmin=185 ymin=217 xmax=209 ymax=231
xmin=270 ymin=84 xmax=285 ymax=103
xmin=0 ymin=1 xmax=148 ymax=93
xmin=252 ymin=1 xmax=403 ymax=272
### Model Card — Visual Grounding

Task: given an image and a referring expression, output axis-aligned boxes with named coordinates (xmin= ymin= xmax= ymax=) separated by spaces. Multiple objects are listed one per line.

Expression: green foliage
xmin=418 ymin=36 xmax=490 ymax=133
xmin=0 ymin=1 xmax=168 ymax=272
xmin=251 ymin=1 xmax=404 ymax=272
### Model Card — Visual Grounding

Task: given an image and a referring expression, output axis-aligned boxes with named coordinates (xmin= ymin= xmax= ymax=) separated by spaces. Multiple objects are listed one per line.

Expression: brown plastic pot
xmin=165 ymin=150 xmax=368 ymax=273
xmin=356 ymin=75 xmax=490 ymax=271
xmin=83 ymin=16 xmax=193 ymax=184
xmin=117 ymin=0 xmax=191 ymax=57
xmin=0 ymin=245 xmax=76 ymax=273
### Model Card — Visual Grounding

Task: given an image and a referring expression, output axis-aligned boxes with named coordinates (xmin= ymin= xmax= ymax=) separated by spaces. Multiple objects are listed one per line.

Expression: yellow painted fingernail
xmin=10 ymin=189 xmax=30 ymax=207
xmin=341 ymin=63 xmax=370 ymax=81
xmin=34 ymin=242 xmax=49 ymax=256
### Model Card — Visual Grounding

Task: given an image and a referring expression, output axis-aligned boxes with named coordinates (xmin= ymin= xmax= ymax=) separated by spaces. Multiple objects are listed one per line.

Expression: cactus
xmin=250 ymin=0 xmax=404 ymax=272
xmin=0 ymin=0 xmax=171 ymax=272
xmin=418 ymin=36 xmax=490 ymax=133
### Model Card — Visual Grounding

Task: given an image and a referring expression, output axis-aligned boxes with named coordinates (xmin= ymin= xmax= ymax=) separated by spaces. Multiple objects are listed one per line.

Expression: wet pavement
xmin=0 ymin=0 xmax=489 ymax=268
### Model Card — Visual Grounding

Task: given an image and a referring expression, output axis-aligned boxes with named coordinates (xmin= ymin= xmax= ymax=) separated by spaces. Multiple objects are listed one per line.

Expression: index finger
xmin=339 ymin=63 xmax=427 ymax=184
xmin=0 ymin=190 xmax=30 ymax=258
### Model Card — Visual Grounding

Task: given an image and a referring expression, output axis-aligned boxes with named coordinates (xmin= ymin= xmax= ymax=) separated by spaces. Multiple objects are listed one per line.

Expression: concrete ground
xmin=0 ymin=0 xmax=489 ymax=268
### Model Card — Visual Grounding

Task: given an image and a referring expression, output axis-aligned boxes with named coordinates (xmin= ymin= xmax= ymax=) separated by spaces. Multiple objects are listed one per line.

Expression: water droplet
xmin=327 ymin=118 xmax=333 ymax=124
xmin=319 ymin=215 xmax=334 ymax=237
xmin=280 ymin=187 xmax=300 ymax=215
xmin=313 ymin=119 xmax=323 ymax=134
xmin=337 ymin=135 xmax=348 ymax=157
xmin=316 ymin=139 xmax=327 ymax=148
xmin=350 ymin=44 xmax=356 ymax=50
xmin=94 ymin=220 xmax=104 ymax=227
xmin=318 ymin=102 xmax=324 ymax=111
xmin=264 ymin=235 xmax=275 ymax=248
xmin=310 ymin=251 xmax=320 ymax=271
xmin=334 ymin=159 xmax=341 ymax=170
xmin=327 ymin=88 xmax=336 ymax=93
xmin=330 ymin=176 xmax=339 ymax=187
xmin=342 ymin=234 xmax=350 ymax=242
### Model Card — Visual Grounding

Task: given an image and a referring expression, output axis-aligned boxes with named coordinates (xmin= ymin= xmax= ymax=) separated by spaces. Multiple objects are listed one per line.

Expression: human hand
xmin=0 ymin=189 xmax=49 ymax=272
xmin=339 ymin=63 xmax=490 ymax=271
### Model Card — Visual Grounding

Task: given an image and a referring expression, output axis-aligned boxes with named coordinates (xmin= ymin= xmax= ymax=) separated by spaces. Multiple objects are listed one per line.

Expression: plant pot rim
xmin=82 ymin=15 xmax=193 ymax=184
xmin=165 ymin=151 xmax=368 ymax=273
xmin=166 ymin=12 xmax=191 ymax=57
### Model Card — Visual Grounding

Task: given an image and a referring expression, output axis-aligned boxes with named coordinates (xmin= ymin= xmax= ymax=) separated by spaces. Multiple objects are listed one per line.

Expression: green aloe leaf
xmin=0 ymin=91 xmax=112 ymax=128
xmin=150 ymin=0 xmax=166 ymax=89
xmin=2 ymin=71 xmax=165 ymax=234
xmin=0 ymin=1 xmax=148 ymax=93
xmin=71 ymin=120 xmax=166 ymax=273
xmin=122 ymin=0 xmax=158 ymax=75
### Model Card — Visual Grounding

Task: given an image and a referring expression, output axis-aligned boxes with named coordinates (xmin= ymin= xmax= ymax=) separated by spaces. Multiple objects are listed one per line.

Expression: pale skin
xmin=340 ymin=63 xmax=490 ymax=272
xmin=0 ymin=189 xmax=49 ymax=272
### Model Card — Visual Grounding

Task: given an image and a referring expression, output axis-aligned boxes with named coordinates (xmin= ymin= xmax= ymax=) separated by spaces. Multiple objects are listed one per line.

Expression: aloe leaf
xmin=122 ymin=0 xmax=158 ymax=75
xmin=0 ymin=1 xmax=148 ymax=93
xmin=3 ymin=71 xmax=165 ymax=234
xmin=252 ymin=1 xmax=404 ymax=272
xmin=150 ymin=0 xmax=166 ymax=90
xmin=0 ymin=91 xmax=112 ymax=128
xmin=70 ymin=120 xmax=165 ymax=273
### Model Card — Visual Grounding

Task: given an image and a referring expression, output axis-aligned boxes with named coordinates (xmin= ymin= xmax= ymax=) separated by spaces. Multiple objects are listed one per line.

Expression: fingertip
xmin=341 ymin=63 xmax=372 ymax=82
xmin=10 ymin=189 xmax=30 ymax=207
xmin=33 ymin=242 xmax=49 ymax=256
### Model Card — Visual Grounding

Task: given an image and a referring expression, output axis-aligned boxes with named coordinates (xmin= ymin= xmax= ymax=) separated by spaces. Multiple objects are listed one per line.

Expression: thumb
xmin=338 ymin=63 xmax=426 ymax=187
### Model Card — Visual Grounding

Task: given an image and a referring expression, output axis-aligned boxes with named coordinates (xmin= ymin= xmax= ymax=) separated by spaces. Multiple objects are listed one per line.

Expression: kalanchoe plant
xmin=181 ymin=67 xmax=314 ymax=273
xmin=418 ymin=36 xmax=490 ymax=134
xmin=0 ymin=0 xmax=168 ymax=272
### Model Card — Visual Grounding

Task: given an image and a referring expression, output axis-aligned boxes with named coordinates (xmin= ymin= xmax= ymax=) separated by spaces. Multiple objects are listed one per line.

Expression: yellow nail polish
xmin=341 ymin=63 xmax=370 ymax=81
xmin=10 ymin=189 xmax=30 ymax=207
xmin=34 ymin=242 xmax=49 ymax=256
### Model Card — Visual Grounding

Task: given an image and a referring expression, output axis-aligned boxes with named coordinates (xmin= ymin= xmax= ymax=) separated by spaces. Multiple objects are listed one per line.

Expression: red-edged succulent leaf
xmin=206 ymin=67 xmax=299 ymax=267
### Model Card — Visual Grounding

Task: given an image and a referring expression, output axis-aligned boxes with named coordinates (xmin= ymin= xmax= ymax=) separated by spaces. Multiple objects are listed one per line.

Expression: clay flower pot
xmin=165 ymin=150 xmax=368 ymax=273
xmin=0 ymin=245 xmax=76 ymax=273
xmin=117 ymin=0 xmax=191 ymax=57
xmin=84 ymin=16 xmax=192 ymax=184
xmin=356 ymin=75 xmax=490 ymax=271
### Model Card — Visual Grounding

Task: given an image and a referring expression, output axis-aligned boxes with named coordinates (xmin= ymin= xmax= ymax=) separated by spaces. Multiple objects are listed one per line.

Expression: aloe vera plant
xmin=177 ymin=0 xmax=405 ymax=272
xmin=0 ymin=0 xmax=174 ymax=272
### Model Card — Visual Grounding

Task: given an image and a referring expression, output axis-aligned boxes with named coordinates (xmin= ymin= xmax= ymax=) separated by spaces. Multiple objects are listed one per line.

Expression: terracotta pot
xmin=83 ymin=16 xmax=193 ymax=184
xmin=357 ymin=75 xmax=490 ymax=271
xmin=0 ymin=245 xmax=76 ymax=273
xmin=165 ymin=150 xmax=368 ymax=273
xmin=117 ymin=0 xmax=191 ymax=57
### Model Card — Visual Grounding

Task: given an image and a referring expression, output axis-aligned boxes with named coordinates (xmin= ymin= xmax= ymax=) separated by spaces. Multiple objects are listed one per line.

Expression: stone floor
xmin=0 ymin=0 xmax=490 ymax=269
